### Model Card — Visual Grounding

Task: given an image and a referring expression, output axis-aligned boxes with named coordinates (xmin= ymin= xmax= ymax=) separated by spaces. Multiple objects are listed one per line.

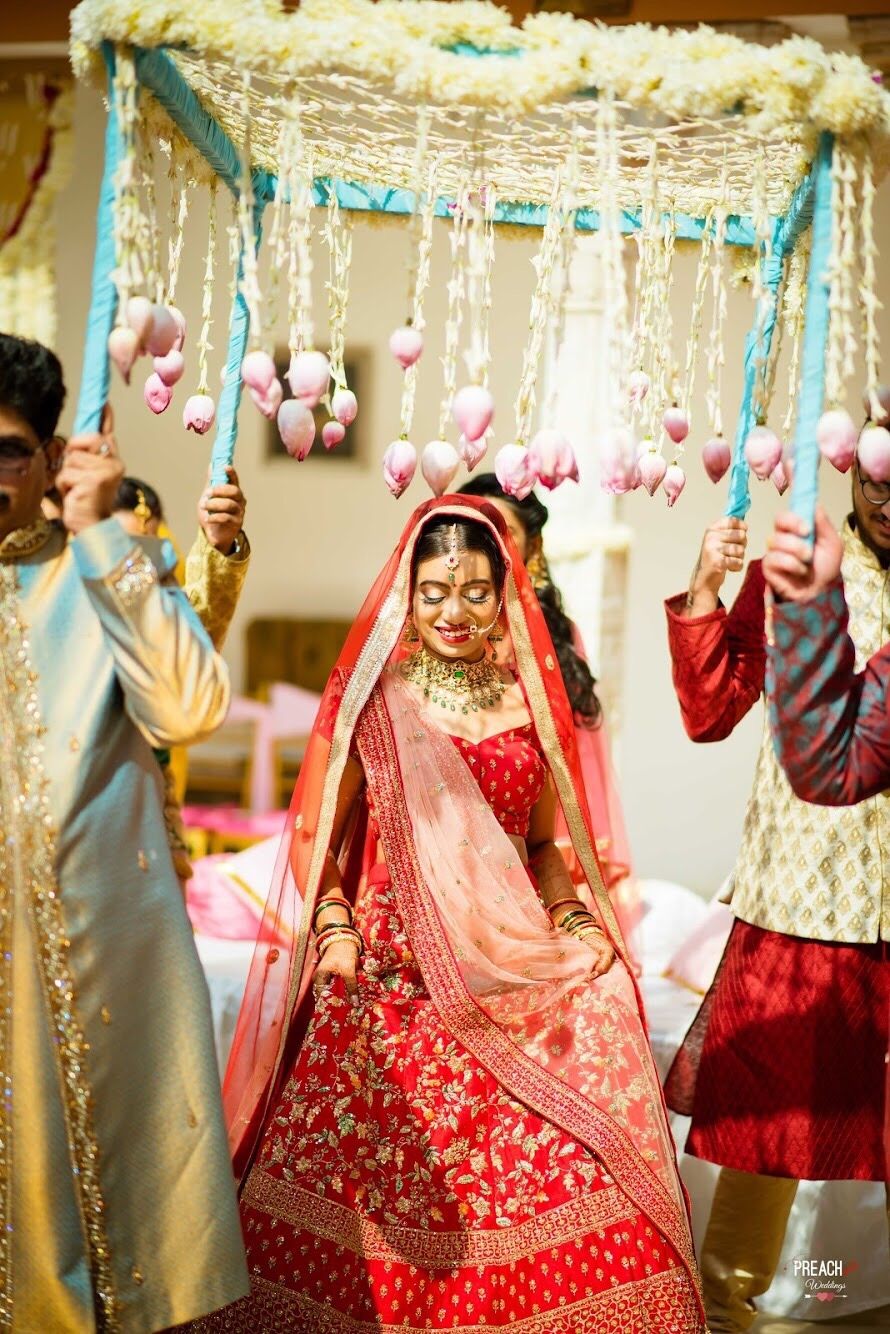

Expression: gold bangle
xmin=317 ymin=928 xmax=363 ymax=959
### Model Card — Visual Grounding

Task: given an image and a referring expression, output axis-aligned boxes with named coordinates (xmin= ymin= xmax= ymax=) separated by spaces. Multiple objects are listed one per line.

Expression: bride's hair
xmin=457 ymin=475 xmax=602 ymax=728
xmin=413 ymin=513 xmax=506 ymax=592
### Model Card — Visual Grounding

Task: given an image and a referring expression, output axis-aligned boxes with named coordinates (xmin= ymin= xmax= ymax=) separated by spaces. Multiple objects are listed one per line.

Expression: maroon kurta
xmin=664 ymin=566 xmax=888 ymax=1180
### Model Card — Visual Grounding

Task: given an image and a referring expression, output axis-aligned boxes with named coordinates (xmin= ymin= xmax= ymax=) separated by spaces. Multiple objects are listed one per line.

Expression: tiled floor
xmin=752 ymin=1304 xmax=890 ymax=1332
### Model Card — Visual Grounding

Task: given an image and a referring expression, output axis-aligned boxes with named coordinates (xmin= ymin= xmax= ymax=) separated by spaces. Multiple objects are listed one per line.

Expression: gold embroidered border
xmin=196 ymin=1267 xmax=704 ymax=1333
xmin=244 ymin=1166 xmax=633 ymax=1268
xmin=356 ymin=688 xmax=702 ymax=1308
xmin=0 ymin=566 xmax=118 ymax=1328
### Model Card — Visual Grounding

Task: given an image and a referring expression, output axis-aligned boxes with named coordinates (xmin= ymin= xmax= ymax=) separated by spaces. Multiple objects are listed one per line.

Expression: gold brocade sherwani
xmin=0 ymin=518 xmax=248 ymax=1332
xmin=732 ymin=521 xmax=890 ymax=943
xmin=162 ymin=528 xmax=252 ymax=880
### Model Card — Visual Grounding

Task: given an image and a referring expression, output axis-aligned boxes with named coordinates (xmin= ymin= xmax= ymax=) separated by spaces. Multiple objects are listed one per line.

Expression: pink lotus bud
xmin=421 ymin=439 xmax=460 ymax=497
xmin=771 ymin=458 xmax=790 ymax=494
xmin=277 ymin=399 xmax=316 ymax=460
xmin=331 ymin=388 xmax=358 ymax=426
xmin=108 ymin=326 xmax=140 ymax=384
xmin=383 ymin=438 xmax=417 ymax=498
xmin=529 ymin=428 xmax=579 ymax=489
xmin=495 ymin=443 xmax=536 ymax=501
xmin=662 ymin=406 xmax=689 ymax=445
xmin=639 ymin=449 xmax=667 ymax=496
xmin=663 ymin=463 xmax=686 ymax=507
xmin=598 ymin=428 xmax=635 ymax=494
xmin=744 ymin=424 xmax=782 ymax=480
xmin=857 ymin=424 xmax=890 ymax=483
xmin=287 ymin=350 xmax=331 ymax=407
xmin=168 ymin=305 xmax=186 ymax=351
xmin=628 ymin=369 xmax=650 ymax=407
xmin=146 ymin=304 xmax=179 ymax=357
xmin=389 ymin=325 xmax=424 ymax=370
xmin=125 ymin=296 xmax=154 ymax=349
xmin=144 ymin=371 xmax=173 ymax=414
xmin=153 ymin=348 xmax=185 ymax=387
xmin=322 ymin=420 xmax=346 ymax=450
xmin=241 ymin=349 xmax=277 ymax=395
xmin=817 ymin=408 xmax=857 ymax=473
xmin=183 ymin=394 xmax=216 ymax=434
xmin=862 ymin=384 xmax=890 ymax=427
xmin=702 ymin=435 xmax=731 ymax=484
xmin=452 ymin=385 xmax=494 ymax=443
xmin=458 ymin=432 xmax=488 ymax=472
xmin=249 ymin=378 xmax=283 ymax=421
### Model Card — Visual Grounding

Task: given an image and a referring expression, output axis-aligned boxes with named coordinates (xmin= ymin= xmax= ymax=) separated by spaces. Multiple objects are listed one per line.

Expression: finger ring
xmin=99 ymin=442 xmax=110 ymax=456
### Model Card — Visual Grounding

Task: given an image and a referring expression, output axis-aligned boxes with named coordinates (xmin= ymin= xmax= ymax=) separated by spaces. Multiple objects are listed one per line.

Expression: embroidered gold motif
xmin=110 ymin=550 xmax=157 ymax=607
xmin=193 ymin=1268 xmax=703 ymax=1333
xmin=0 ymin=519 xmax=56 ymax=562
xmin=0 ymin=565 xmax=118 ymax=1326
xmin=245 ymin=1169 xmax=633 ymax=1268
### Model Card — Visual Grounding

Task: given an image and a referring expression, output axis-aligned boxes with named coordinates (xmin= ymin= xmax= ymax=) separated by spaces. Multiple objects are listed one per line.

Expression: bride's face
xmin=412 ymin=548 xmax=499 ymax=662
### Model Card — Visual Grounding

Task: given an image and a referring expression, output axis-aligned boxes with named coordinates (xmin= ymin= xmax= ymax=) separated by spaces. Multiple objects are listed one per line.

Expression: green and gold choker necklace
xmin=403 ymin=644 xmax=506 ymax=715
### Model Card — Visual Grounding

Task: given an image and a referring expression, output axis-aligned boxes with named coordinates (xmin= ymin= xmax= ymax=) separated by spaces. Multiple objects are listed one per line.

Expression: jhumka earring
xmin=488 ymin=620 xmax=505 ymax=663
xmin=402 ymin=617 xmax=420 ymax=643
xmin=133 ymin=487 xmax=152 ymax=534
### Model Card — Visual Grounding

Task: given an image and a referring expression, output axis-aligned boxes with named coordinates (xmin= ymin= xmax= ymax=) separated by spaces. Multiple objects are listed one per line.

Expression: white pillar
xmin=538 ymin=235 xmax=633 ymax=743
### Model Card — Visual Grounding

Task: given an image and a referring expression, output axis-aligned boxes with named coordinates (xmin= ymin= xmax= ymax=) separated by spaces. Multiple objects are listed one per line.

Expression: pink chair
xmin=249 ymin=682 xmax=322 ymax=813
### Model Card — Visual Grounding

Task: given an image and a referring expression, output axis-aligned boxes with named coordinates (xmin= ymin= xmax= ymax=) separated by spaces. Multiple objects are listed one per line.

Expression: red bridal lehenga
xmin=196 ymin=499 xmax=705 ymax=1333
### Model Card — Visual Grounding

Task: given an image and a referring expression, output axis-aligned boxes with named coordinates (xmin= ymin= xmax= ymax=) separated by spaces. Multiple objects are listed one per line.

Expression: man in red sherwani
xmin=662 ymin=471 xmax=890 ymax=1333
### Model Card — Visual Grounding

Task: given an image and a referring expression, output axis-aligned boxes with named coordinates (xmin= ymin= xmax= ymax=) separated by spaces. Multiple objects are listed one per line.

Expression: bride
xmin=198 ymin=497 xmax=704 ymax=1332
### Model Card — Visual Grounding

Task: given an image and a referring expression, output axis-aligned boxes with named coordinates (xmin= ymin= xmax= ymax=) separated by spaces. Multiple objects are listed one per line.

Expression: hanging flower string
xmin=780 ymin=236 xmax=808 ymax=441
xmin=860 ymin=142 xmax=883 ymax=421
xmin=183 ymin=179 xmax=217 ymax=434
xmin=681 ymin=214 xmax=714 ymax=436
xmin=110 ymin=47 xmax=144 ymax=314
xmin=324 ymin=189 xmax=353 ymax=394
xmin=237 ymin=74 xmax=263 ymax=349
xmin=166 ymin=155 xmax=190 ymax=306
xmin=396 ymin=157 xmax=437 ymax=441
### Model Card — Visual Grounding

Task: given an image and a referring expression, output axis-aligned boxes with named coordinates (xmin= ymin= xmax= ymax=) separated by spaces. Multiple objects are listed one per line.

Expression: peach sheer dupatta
xmin=222 ymin=497 xmax=702 ymax=1316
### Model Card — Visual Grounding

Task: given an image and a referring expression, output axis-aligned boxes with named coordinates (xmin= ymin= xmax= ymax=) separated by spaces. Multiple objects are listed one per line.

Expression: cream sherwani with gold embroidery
xmin=0 ymin=517 xmax=247 ymax=1332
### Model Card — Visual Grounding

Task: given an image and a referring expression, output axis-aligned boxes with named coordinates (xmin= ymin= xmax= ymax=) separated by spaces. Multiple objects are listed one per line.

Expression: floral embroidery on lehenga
xmin=195 ymin=725 xmax=703 ymax=1332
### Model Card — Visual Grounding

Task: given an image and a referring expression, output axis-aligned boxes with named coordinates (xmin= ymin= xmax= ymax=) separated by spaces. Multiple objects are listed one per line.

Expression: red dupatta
xmin=223 ymin=497 xmax=703 ymax=1315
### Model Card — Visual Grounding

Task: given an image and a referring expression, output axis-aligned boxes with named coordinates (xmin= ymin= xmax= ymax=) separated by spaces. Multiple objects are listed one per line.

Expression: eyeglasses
xmin=856 ymin=462 xmax=890 ymax=507
xmin=0 ymin=438 xmax=42 ymax=477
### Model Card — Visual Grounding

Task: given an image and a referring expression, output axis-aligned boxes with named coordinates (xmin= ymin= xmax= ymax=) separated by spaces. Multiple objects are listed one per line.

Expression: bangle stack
xmin=548 ymin=899 xmax=606 ymax=942
xmin=313 ymin=896 xmax=364 ymax=958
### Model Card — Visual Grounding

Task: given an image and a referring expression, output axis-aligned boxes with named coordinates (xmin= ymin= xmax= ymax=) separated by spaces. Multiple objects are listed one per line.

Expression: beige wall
xmin=53 ymin=83 xmax=890 ymax=897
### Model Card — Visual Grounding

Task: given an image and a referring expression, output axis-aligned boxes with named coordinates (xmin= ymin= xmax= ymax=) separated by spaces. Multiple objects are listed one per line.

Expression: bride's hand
xmin=583 ymin=934 xmax=616 ymax=978
xmin=313 ymin=940 xmax=359 ymax=1000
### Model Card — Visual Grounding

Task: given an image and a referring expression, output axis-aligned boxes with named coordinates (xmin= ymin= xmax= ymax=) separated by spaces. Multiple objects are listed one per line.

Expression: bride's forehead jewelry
xmin=445 ymin=523 xmax=461 ymax=585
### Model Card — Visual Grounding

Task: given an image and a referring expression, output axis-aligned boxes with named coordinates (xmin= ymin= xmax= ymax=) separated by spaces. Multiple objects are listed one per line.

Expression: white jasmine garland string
xmin=859 ymin=142 xmax=883 ymax=420
xmin=137 ymin=124 xmax=162 ymax=301
xmin=437 ymin=179 xmax=471 ymax=439
xmin=781 ymin=238 xmax=808 ymax=439
xmin=513 ymin=170 xmax=566 ymax=448
xmin=479 ymin=183 xmax=497 ymax=390
xmin=226 ymin=190 xmax=240 ymax=309
xmin=596 ymin=95 xmax=629 ymax=428
xmin=681 ymin=220 xmax=714 ymax=438
xmin=262 ymin=120 xmax=289 ymax=343
xmin=705 ymin=200 xmax=728 ymax=440
xmin=399 ymin=157 xmax=438 ymax=439
xmin=324 ymin=189 xmax=353 ymax=391
xmin=838 ymin=146 xmax=859 ymax=392
xmin=403 ymin=105 xmax=432 ymax=323
xmin=166 ymin=154 xmax=190 ymax=305
xmin=236 ymin=72 xmax=263 ymax=347
xmin=196 ymin=179 xmax=217 ymax=395
xmin=462 ymin=152 xmax=488 ymax=388
xmin=650 ymin=202 xmax=677 ymax=439
xmin=287 ymin=108 xmax=316 ymax=357
xmin=823 ymin=143 xmax=846 ymax=409
xmin=635 ymin=146 xmax=661 ymax=437
xmin=544 ymin=123 xmax=580 ymax=425
xmin=110 ymin=46 xmax=144 ymax=312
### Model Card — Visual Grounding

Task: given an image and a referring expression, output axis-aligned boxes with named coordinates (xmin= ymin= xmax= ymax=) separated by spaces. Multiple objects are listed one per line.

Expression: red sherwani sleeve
xmin=664 ymin=560 xmax=767 ymax=742
xmin=767 ymin=577 xmax=890 ymax=805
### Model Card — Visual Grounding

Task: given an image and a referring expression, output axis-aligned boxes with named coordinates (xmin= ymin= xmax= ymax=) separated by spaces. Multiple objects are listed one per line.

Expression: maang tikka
xmin=444 ymin=523 xmax=461 ymax=586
